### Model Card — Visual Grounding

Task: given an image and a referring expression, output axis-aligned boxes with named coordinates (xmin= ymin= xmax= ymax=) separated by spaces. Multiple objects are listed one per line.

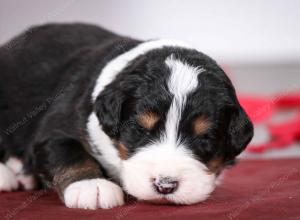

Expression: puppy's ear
xmin=94 ymin=88 xmax=127 ymax=138
xmin=223 ymin=105 xmax=254 ymax=158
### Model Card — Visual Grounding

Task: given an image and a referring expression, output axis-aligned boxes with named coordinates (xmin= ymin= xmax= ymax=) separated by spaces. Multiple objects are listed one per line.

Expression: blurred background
xmin=1 ymin=0 xmax=299 ymax=157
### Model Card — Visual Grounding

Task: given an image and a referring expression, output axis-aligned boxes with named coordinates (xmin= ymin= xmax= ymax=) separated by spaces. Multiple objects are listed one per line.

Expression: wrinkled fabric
xmin=0 ymin=159 xmax=299 ymax=220
xmin=239 ymin=92 xmax=300 ymax=152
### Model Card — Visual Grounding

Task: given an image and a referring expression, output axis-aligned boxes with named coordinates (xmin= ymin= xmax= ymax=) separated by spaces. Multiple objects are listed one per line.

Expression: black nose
xmin=153 ymin=176 xmax=179 ymax=194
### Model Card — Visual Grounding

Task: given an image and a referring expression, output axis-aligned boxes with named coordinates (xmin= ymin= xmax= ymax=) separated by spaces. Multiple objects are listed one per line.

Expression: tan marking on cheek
xmin=117 ymin=143 xmax=129 ymax=160
xmin=207 ymin=157 xmax=224 ymax=173
xmin=193 ymin=115 xmax=211 ymax=135
xmin=137 ymin=111 xmax=160 ymax=130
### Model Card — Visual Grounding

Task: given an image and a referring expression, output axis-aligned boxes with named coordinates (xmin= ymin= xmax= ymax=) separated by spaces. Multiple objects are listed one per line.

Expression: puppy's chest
xmin=86 ymin=112 xmax=122 ymax=181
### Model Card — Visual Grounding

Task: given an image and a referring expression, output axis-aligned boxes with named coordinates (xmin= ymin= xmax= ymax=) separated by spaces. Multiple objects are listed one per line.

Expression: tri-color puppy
xmin=0 ymin=23 xmax=253 ymax=209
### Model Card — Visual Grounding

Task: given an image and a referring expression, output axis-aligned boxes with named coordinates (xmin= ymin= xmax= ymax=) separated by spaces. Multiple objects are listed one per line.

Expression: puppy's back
xmin=0 ymin=23 xmax=118 ymax=156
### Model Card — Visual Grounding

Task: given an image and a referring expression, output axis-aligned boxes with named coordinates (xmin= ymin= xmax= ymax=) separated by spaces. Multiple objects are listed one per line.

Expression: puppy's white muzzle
xmin=121 ymin=144 xmax=217 ymax=204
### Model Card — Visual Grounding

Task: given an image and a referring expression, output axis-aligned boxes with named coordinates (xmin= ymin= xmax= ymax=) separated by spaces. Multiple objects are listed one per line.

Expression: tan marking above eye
xmin=137 ymin=111 xmax=160 ymax=130
xmin=193 ymin=115 xmax=212 ymax=135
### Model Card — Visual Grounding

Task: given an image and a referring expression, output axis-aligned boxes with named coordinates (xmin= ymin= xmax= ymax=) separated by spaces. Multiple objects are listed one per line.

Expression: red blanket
xmin=1 ymin=159 xmax=299 ymax=220
xmin=239 ymin=92 xmax=300 ymax=152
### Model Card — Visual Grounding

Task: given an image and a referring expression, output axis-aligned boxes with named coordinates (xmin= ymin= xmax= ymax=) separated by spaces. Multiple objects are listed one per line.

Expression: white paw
xmin=6 ymin=157 xmax=36 ymax=190
xmin=64 ymin=178 xmax=124 ymax=209
xmin=5 ymin=157 xmax=23 ymax=173
xmin=0 ymin=163 xmax=18 ymax=192
xmin=17 ymin=174 xmax=36 ymax=190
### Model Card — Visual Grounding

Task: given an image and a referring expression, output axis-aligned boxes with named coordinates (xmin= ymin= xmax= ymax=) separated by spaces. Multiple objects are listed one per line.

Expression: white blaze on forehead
xmin=163 ymin=56 xmax=205 ymax=144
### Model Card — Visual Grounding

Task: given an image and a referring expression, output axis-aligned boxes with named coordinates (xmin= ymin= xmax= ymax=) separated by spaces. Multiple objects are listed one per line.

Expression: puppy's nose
xmin=153 ymin=176 xmax=179 ymax=194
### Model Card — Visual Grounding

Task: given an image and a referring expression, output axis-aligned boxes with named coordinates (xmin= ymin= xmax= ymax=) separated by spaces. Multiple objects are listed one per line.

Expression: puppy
xmin=0 ymin=23 xmax=253 ymax=209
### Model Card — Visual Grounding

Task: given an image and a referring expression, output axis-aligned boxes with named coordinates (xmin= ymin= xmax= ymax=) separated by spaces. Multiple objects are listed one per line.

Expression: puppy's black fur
xmin=0 ymin=24 xmax=138 ymax=183
xmin=0 ymin=23 xmax=253 ymax=196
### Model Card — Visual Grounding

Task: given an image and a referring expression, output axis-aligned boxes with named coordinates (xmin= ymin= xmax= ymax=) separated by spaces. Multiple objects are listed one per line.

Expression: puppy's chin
xmin=120 ymin=144 xmax=217 ymax=205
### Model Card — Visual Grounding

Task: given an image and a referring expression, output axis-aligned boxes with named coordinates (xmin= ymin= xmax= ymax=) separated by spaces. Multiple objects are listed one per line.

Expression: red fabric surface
xmin=1 ymin=159 xmax=299 ymax=220
xmin=238 ymin=95 xmax=275 ymax=123
xmin=238 ymin=92 xmax=300 ymax=153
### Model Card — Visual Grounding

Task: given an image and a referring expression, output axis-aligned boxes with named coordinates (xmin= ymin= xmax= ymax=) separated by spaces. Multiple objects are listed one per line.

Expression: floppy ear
xmin=94 ymin=88 xmax=126 ymax=138
xmin=224 ymin=105 xmax=254 ymax=158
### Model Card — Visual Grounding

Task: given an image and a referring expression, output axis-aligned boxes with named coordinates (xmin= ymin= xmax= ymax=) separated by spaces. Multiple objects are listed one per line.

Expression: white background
xmin=1 ymin=0 xmax=300 ymax=65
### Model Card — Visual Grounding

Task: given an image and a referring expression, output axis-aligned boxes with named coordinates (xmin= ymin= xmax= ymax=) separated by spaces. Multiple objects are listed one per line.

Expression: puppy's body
xmin=0 ymin=23 xmax=253 ymax=209
xmin=0 ymin=23 xmax=137 ymax=159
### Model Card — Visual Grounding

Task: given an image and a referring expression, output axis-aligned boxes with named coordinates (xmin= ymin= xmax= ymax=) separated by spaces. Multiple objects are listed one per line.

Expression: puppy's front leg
xmin=33 ymin=133 xmax=124 ymax=209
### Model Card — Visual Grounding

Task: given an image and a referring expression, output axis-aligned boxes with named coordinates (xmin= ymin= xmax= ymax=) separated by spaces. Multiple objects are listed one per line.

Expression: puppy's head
xmin=94 ymin=48 xmax=253 ymax=204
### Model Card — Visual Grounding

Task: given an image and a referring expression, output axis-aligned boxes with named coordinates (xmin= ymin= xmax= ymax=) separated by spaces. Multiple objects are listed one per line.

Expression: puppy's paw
xmin=0 ymin=163 xmax=18 ymax=192
xmin=64 ymin=178 xmax=124 ymax=209
xmin=17 ymin=174 xmax=36 ymax=190
xmin=6 ymin=157 xmax=36 ymax=190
